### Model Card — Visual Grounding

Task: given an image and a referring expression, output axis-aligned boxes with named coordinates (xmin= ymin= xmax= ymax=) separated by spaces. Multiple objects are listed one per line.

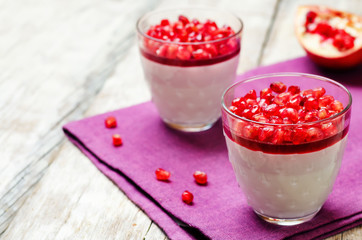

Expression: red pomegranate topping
xmin=105 ymin=116 xmax=117 ymax=128
xmin=193 ymin=171 xmax=207 ymax=185
xmin=155 ymin=168 xmax=171 ymax=181
xmin=228 ymin=81 xmax=345 ymax=145
xmin=112 ymin=134 xmax=123 ymax=146
xmin=144 ymin=15 xmax=238 ymax=61
xmin=182 ymin=190 xmax=194 ymax=204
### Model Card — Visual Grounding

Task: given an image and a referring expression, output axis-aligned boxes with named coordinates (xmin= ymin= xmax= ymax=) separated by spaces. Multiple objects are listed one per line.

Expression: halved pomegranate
xmin=296 ymin=5 xmax=362 ymax=69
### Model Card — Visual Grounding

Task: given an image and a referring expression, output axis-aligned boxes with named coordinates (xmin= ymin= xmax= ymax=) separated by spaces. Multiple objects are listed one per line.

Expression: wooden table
xmin=1 ymin=0 xmax=361 ymax=239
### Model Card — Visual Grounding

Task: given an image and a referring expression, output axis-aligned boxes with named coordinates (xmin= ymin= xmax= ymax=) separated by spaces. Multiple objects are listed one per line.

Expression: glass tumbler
xmin=137 ymin=8 xmax=243 ymax=132
xmin=221 ymin=73 xmax=352 ymax=225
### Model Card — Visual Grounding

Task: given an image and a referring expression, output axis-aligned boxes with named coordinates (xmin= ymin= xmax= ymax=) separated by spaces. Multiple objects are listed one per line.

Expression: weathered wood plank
xmin=0 ymin=0 xmax=160 ymax=235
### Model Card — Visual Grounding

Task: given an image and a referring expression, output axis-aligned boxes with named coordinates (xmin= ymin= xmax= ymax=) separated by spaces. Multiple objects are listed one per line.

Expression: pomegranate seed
xmin=304 ymin=97 xmax=319 ymax=111
xmin=270 ymin=82 xmax=287 ymax=93
xmin=272 ymin=128 xmax=284 ymax=144
xmin=178 ymin=15 xmax=190 ymax=25
xmin=176 ymin=46 xmax=191 ymax=60
xmin=231 ymin=97 xmax=243 ymax=107
xmin=245 ymin=98 xmax=257 ymax=107
xmin=258 ymin=98 xmax=268 ymax=109
xmin=304 ymin=110 xmax=319 ymax=122
xmin=269 ymin=116 xmax=283 ymax=124
xmin=252 ymin=113 xmax=268 ymax=123
xmin=300 ymin=89 xmax=314 ymax=98
xmin=193 ymin=171 xmax=207 ymax=185
xmin=204 ymin=44 xmax=218 ymax=56
xmin=287 ymin=94 xmax=303 ymax=109
xmin=305 ymin=11 xmax=317 ymax=27
xmin=242 ymin=125 xmax=259 ymax=139
xmin=112 ymin=134 xmax=123 ymax=146
xmin=192 ymin=48 xmax=211 ymax=59
xmin=155 ymin=168 xmax=170 ymax=181
xmin=251 ymin=105 xmax=261 ymax=114
xmin=288 ymin=85 xmax=301 ymax=94
xmin=292 ymin=127 xmax=307 ymax=144
xmin=318 ymin=108 xmax=329 ymax=119
xmin=274 ymin=92 xmax=291 ymax=105
xmin=263 ymin=104 xmax=279 ymax=117
xmin=241 ymin=108 xmax=253 ymax=119
xmin=321 ymin=122 xmax=338 ymax=137
xmin=166 ymin=44 xmax=178 ymax=59
xmin=306 ymin=127 xmax=324 ymax=142
xmin=314 ymin=22 xmax=335 ymax=39
xmin=244 ymin=89 xmax=257 ymax=100
xmin=283 ymin=128 xmax=293 ymax=142
xmin=105 ymin=116 xmax=117 ymax=128
xmin=156 ymin=45 xmax=168 ymax=57
xmin=258 ymin=126 xmax=275 ymax=142
xmin=160 ymin=19 xmax=170 ymax=26
xmin=280 ymin=108 xmax=299 ymax=122
xmin=313 ymin=87 xmax=326 ymax=98
xmin=260 ymin=88 xmax=272 ymax=98
xmin=319 ymin=95 xmax=334 ymax=108
xmin=182 ymin=190 xmax=193 ymax=204
xmin=330 ymin=100 xmax=344 ymax=112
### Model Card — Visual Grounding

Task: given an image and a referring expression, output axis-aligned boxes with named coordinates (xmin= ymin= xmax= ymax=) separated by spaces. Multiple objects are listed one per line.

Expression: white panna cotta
xmin=140 ymin=54 xmax=239 ymax=127
xmin=225 ymin=135 xmax=347 ymax=219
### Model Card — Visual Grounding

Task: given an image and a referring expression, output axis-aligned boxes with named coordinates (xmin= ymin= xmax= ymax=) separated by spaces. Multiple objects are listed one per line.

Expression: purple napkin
xmin=63 ymin=57 xmax=362 ymax=240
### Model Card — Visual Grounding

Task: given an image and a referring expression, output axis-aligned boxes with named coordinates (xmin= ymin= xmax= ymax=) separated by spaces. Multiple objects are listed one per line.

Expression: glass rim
xmin=221 ymin=72 xmax=353 ymax=127
xmin=136 ymin=7 xmax=243 ymax=46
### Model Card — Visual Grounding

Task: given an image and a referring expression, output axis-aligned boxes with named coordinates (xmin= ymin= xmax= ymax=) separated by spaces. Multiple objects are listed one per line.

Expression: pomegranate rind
xmin=296 ymin=5 xmax=362 ymax=69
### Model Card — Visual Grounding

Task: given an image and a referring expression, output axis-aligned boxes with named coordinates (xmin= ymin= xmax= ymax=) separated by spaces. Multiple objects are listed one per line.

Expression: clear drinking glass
xmin=221 ymin=73 xmax=352 ymax=225
xmin=137 ymin=8 xmax=243 ymax=132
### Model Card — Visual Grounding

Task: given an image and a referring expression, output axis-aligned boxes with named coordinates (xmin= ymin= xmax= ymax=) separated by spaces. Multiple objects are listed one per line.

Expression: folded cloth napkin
xmin=63 ymin=57 xmax=362 ymax=240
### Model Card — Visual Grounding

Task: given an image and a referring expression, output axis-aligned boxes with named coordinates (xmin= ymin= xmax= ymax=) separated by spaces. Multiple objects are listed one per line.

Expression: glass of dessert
xmin=137 ymin=8 xmax=243 ymax=132
xmin=221 ymin=73 xmax=352 ymax=226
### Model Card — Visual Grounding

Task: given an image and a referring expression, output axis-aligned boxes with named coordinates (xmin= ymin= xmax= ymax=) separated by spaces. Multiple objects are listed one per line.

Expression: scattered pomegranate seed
xmin=193 ymin=171 xmax=208 ymax=185
xmin=155 ymin=168 xmax=171 ymax=181
xmin=270 ymin=82 xmax=287 ymax=93
xmin=182 ymin=190 xmax=194 ymax=204
xmin=112 ymin=134 xmax=123 ymax=146
xmin=105 ymin=116 xmax=117 ymax=128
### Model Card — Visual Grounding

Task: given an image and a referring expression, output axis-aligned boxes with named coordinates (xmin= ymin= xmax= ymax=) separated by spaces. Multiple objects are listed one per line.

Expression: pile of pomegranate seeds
xmin=228 ymin=81 xmax=344 ymax=144
xmin=182 ymin=190 xmax=194 ymax=204
xmin=304 ymin=11 xmax=355 ymax=51
xmin=145 ymin=15 xmax=238 ymax=60
xmin=155 ymin=168 xmax=171 ymax=181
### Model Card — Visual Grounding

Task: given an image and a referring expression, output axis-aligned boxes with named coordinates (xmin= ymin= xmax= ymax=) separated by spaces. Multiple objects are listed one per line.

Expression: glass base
xmin=254 ymin=209 xmax=320 ymax=226
xmin=163 ymin=119 xmax=215 ymax=132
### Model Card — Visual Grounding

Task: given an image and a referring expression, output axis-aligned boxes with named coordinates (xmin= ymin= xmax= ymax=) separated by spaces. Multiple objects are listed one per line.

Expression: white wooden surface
xmin=0 ymin=0 xmax=361 ymax=239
